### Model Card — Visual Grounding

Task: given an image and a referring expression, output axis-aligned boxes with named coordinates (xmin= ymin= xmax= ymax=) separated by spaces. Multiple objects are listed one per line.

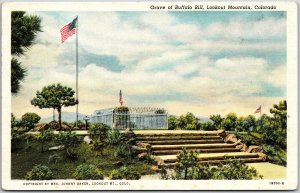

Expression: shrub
xmin=48 ymin=154 xmax=62 ymax=164
xmin=38 ymin=129 xmax=55 ymax=152
xmin=155 ymin=109 xmax=166 ymax=114
xmin=20 ymin=112 xmax=41 ymax=131
xmin=11 ymin=128 xmax=25 ymax=151
xmin=110 ymin=166 xmax=141 ymax=180
xmin=89 ymin=123 xmax=110 ymax=142
xmin=107 ymin=129 xmax=122 ymax=145
xmin=211 ymin=159 xmax=262 ymax=180
xmin=168 ymin=115 xmax=178 ymax=130
xmin=56 ymin=131 xmax=81 ymax=160
xmin=25 ymin=164 xmax=53 ymax=180
xmin=73 ymin=164 xmax=103 ymax=180
xmin=175 ymin=148 xmax=199 ymax=179
xmin=262 ymin=144 xmax=286 ymax=166
xmin=114 ymin=144 xmax=137 ymax=159
xmin=200 ymin=122 xmax=216 ymax=131
xmin=92 ymin=139 xmax=105 ymax=155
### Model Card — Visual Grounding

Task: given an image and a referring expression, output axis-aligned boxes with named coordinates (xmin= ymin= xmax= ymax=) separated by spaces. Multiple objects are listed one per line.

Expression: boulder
xmin=132 ymin=146 xmax=146 ymax=154
xmin=83 ymin=135 xmax=92 ymax=144
xmin=48 ymin=145 xmax=64 ymax=151
xmin=236 ymin=143 xmax=248 ymax=152
xmin=154 ymin=156 xmax=164 ymax=166
xmin=257 ymin=153 xmax=267 ymax=161
xmin=137 ymin=142 xmax=151 ymax=149
xmin=137 ymin=152 xmax=148 ymax=160
xmin=33 ymin=123 xmax=49 ymax=132
xmin=217 ymin=129 xmax=226 ymax=138
xmin=224 ymin=134 xmax=238 ymax=143
xmin=151 ymin=165 xmax=160 ymax=172
xmin=246 ymin=145 xmax=264 ymax=153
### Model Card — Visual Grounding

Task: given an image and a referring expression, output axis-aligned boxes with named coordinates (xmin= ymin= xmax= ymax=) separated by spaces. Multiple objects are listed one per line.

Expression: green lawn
xmin=11 ymin=140 xmax=155 ymax=179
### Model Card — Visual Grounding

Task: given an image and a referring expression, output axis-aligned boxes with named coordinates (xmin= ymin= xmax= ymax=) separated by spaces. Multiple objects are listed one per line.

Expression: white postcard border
xmin=1 ymin=1 xmax=298 ymax=190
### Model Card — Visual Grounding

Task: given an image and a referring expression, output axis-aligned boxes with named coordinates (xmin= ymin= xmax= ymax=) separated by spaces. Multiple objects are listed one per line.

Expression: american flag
xmin=119 ymin=90 xmax=123 ymax=106
xmin=60 ymin=17 xmax=77 ymax=43
xmin=254 ymin=105 xmax=261 ymax=114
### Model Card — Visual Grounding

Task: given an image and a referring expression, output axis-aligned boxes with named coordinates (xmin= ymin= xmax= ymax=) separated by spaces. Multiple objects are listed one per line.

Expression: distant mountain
xmin=196 ymin=116 xmax=212 ymax=123
xmin=40 ymin=112 xmax=89 ymax=123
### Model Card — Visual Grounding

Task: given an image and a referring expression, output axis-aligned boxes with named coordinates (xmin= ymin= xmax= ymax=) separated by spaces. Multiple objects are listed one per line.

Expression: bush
xmin=11 ymin=128 xmax=25 ymax=151
xmin=73 ymin=164 xmax=103 ymax=180
xmin=92 ymin=139 xmax=105 ymax=155
xmin=48 ymin=154 xmax=62 ymax=164
xmin=200 ymin=122 xmax=216 ymax=131
xmin=211 ymin=159 xmax=262 ymax=180
xmin=107 ymin=129 xmax=122 ymax=145
xmin=175 ymin=148 xmax=199 ymax=179
xmin=263 ymin=145 xmax=286 ymax=166
xmin=110 ymin=166 xmax=141 ymax=180
xmin=89 ymin=123 xmax=110 ymax=142
xmin=235 ymin=133 xmax=255 ymax=146
xmin=56 ymin=131 xmax=81 ymax=160
xmin=38 ymin=129 xmax=55 ymax=152
xmin=114 ymin=144 xmax=137 ymax=159
xmin=20 ymin=112 xmax=41 ymax=131
xmin=168 ymin=115 xmax=178 ymax=130
xmin=25 ymin=164 xmax=53 ymax=180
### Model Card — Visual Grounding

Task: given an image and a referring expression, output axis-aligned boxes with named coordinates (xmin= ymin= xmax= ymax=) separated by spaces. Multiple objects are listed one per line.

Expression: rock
xmin=151 ymin=165 xmax=159 ymax=172
xmin=236 ymin=143 xmax=247 ymax=152
xmin=122 ymin=128 xmax=136 ymax=145
xmin=137 ymin=152 xmax=148 ymax=160
xmin=113 ymin=161 xmax=124 ymax=167
xmin=257 ymin=153 xmax=267 ymax=161
xmin=224 ymin=134 xmax=238 ymax=143
xmin=48 ymin=145 xmax=64 ymax=151
xmin=137 ymin=142 xmax=151 ymax=149
xmin=154 ymin=156 xmax=164 ymax=166
xmin=83 ymin=135 xmax=92 ymax=144
xmin=217 ymin=129 xmax=226 ymax=138
xmin=247 ymin=145 xmax=264 ymax=153
xmin=33 ymin=123 xmax=49 ymax=132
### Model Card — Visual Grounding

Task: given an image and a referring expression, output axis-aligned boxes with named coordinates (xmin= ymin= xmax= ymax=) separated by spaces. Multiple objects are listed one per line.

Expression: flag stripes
xmin=60 ymin=17 xmax=77 ymax=43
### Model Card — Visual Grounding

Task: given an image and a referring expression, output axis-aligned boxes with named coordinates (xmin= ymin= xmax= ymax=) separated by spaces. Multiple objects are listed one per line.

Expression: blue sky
xmin=12 ymin=11 xmax=286 ymax=118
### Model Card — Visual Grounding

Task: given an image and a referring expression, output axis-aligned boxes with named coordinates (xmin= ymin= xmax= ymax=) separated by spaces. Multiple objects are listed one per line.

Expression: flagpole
xmin=76 ymin=16 xmax=79 ymax=127
xmin=260 ymin=105 xmax=262 ymax=129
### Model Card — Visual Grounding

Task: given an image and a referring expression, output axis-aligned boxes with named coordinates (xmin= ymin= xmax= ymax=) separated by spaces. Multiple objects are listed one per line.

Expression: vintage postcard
xmin=1 ymin=1 xmax=298 ymax=190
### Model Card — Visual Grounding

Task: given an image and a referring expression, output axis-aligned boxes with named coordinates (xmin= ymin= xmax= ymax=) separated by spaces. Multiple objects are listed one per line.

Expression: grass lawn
xmin=11 ymin=139 xmax=155 ymax=179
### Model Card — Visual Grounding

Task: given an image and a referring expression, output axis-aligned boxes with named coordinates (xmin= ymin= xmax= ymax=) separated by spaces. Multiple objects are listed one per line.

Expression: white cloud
xmin=12 ymin=11 xmax=286 ymax=119
xmin=205 ymin=17 xmax=286 ymax=40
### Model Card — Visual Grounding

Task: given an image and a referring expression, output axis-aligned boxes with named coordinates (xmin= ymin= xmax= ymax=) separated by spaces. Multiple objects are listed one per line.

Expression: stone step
xmin=136 ymin=135 xmax=222 ymax=141
xmin=134 ymin=130 xmax=223 ymax=136
xmin=152 ymin=147 xmax=241 ymax=155
xmin=163 ymin=157 xmax=265 ymax=166
xmin=160 ymin=152 xmax=261 ymax=164
xmin=151 ymin=143 xmax=236 ymax=151
xmin=138 ymin=139 xmax=224 ymax=145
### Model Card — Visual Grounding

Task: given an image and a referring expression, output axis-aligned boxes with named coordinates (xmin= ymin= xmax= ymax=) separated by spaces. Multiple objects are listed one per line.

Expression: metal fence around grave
xmin=90 ymin=112 xmax=168 ymax=130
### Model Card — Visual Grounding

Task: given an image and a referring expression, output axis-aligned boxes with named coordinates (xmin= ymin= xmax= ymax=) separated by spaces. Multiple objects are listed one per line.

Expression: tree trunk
xmin=58 ymin=107 xmax=62 ymax=130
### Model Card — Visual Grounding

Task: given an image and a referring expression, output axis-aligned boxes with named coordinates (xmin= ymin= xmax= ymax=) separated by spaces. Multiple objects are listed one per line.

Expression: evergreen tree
xmin=11 ymin=11 xmax=41 ymax=94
